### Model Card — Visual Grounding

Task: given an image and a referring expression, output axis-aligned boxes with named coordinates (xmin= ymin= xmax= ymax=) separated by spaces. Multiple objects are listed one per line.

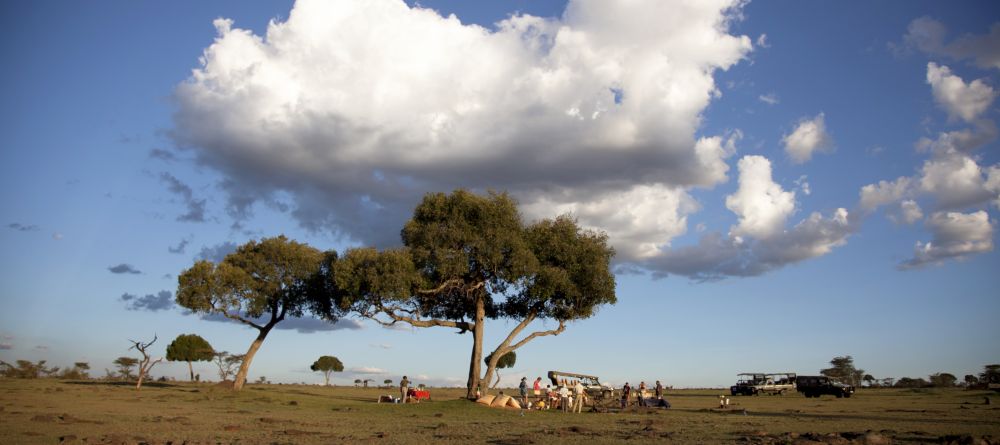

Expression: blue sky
xmin=1 ymin=0 xmax=998 ymax=388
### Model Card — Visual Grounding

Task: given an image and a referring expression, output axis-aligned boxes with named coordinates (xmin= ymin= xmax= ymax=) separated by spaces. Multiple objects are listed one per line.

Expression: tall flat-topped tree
xmin=166 ymin=334 xmax=215 ymax=382
xmin=481 ymin=216 xmax=616 ymax=392
xmin=337 ymin=190 xmax=535 ymax=398
xmin=335 ymin=190 xmax=616 ymax=399
xmin=176 ymin=236 xmax=330 ymax=390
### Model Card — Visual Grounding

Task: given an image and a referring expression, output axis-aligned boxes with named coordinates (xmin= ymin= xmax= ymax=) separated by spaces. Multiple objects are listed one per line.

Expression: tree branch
xmin=360 ymin=302 xmax=474 ymax=332
xmin=507 ymin=319 xmax=567 ymax=353
xmin=220 ymin=311 xmax=265 ymax=331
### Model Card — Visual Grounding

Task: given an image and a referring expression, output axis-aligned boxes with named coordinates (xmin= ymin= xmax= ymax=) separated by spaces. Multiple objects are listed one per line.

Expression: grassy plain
xmin=1 ymin=379 xmax=997 ymax=444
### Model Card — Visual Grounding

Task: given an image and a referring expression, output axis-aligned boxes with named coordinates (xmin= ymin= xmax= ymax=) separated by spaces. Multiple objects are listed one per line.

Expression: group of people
xmin=620 ymin=380 xmax=668 ymax=408
xmin=511 ymin=377 xmax=670 ymax=412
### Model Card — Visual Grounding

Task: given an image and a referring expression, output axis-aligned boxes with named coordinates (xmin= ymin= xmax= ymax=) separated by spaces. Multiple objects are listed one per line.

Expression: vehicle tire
xmin=836 ymin=393 xmax=843 ymax=398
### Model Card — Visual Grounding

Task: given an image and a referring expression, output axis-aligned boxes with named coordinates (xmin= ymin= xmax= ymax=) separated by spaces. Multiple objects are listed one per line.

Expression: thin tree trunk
xmin=233 ymin=325 xmax=273 ymax=391
xmin=465 ymin=297 xmax=485 ymax=399
xmin=188 ymin=361 xmax=194 ymax=382
xmin=491 ymin=370 xmax=501 ymax=389
xmin=324 ymin=372 xmax=330 ymax=386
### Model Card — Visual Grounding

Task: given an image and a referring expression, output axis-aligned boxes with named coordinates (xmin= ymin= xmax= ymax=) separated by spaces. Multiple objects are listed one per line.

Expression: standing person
xmin=533 ymin=377 xmax=542 ymax=401
xmin=655 ymin=380 xmax=664 ymax=400
xmin=638 ymin=381 xmax=647 ymax=406
xmin=573 ymin=380 xmax=586 ymax=413
xmin=519 ymin=377 xmax=529 ymax=406
xmin=400 ymin=375 xmax=410 ymax=404
xmin=621 ymin=382 xmax=631 ymax=409
xmin=558 ymin=384 xmax=571 ymax=412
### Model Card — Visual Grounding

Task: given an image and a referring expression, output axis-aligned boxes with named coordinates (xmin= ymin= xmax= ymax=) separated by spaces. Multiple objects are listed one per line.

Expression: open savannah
xmin=2 ymin=379 xmax=998 ymax=444
xmin=4 ymin=0 xmax=1000 ymax=444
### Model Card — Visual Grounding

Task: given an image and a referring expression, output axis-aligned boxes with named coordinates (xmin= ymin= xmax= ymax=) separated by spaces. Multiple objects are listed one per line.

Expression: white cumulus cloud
xmin=900 ymin=210 xmax=994 ymax=269
xmin=782 ymin=113 xmax=834 ymax=164
xmin=726 ymin=155 xmax=796 ymax=240
xmin=172 ymin=0 xmax=760 ymax=277
xmin=926 ymin=62 xmax=997 ymax=122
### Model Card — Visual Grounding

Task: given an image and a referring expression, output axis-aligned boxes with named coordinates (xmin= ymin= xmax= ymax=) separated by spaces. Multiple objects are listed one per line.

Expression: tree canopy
xmin=166 ymin=334 xmax=215 ymax=381
xmin=821 ymin=355 xmax=864 ymax=387
xmin=484 ymin=350 xmax=516 ymax=389
xmin=177 ymin=236 xmax=332 ymax=390
xmin=310 ymin=355 xmax=344 ymax=386
xmin=333 ymin=190 xmax=616 ymax=398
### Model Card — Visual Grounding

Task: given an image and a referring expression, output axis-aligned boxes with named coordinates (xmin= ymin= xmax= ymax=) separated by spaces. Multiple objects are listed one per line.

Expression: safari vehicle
xmin=730 ymin=372 xmax=797 ymax=395
xmin=547 ymin=371 xmax=617 ymax=412
xmin=795 ymin=375 xmax=854 ymax=398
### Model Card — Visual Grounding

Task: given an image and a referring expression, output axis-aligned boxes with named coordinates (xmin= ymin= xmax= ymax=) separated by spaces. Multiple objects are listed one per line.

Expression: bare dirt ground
xmin=1 ymin=379 xmax=997 ymax=444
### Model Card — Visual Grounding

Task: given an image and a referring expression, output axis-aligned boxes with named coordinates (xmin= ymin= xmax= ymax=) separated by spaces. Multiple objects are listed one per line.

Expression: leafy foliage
xmin=0 ymin=360 xmax=58 ymax=379
xmin=113 ymin=357 xmax=138 ymax=380
xmin=821 ymin=355 xmax=865 ymax=387
xmin=166 ymin=334 xmax=215 ymax=381
xmin=176 ymin=236 xmax=331 ymax=390
xmin=333 ymin=190 xmax=617 ymax=398
xmin=310 ymin=355 xmax=344 ymax=386
xmin=929 ymin=372 xmax=957 ymax=387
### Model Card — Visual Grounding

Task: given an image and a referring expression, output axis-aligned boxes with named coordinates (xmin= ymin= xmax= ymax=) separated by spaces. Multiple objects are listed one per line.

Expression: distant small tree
xmin=60 ymin=362 xmax=91 ymax=380
xmin=929 ymin=372 xmax=957 ymax=387
xmin=418 ymin=383 xmax=426 ymax=390
xmin=895 ymin=377 xmax=929 ymax=388
xmin=212 ymin=352 xmax=244 ymax=382
xmin=257 ymin=376 xmax=267 ymax=384
xmin=128 ymin=335 xmax=164 ymax=390
xmin=484 ymin=351 xmax=517 ymax=389
xmin=980 ymin=364 xmax=1000 ymax=385
xmin=166 ymin=334 xmax=215 ymax=382
xmin=383 ymin=379 xmax=392 ymax=387
xmin=354 ymin=378 xmax=362 ymax=387
xmin=113 ymin=357 xmax=139 ymax=381
xmin=821 ymin=356 xmax=864 ymax=387
xmin=862 ymin=374 xmax=875 ymax=387
xmin=310 ymin=355 xmax=344 ymax=386
xmin=964 ymin=374 xmax=980 ymax=387
xmin=363 ymin=379 xmax=372 ymax=388
xmin=1 ymin=360 xmax=58 ymax=379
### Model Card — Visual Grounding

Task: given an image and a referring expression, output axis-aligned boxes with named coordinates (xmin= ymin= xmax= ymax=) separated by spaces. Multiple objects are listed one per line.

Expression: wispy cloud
xmin=7 ymin=223 xmax=39 ymax=232
xmin=160 ymin=172 xmax=207 ymax=222
xmin=168 ymin=236 xmax=191 ymax=254
xmin=120 ymin=291 xmax=175 ymax=311
xmin=195 ymin=241 xmax=238 ymax=263
xmin=758 ymin=93 xmax=779 ymax=105
xmin=108 ymin=264 xmax=142 ymax=275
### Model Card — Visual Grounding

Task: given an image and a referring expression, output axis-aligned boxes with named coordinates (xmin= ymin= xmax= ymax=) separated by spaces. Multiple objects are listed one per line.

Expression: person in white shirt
xmin=558 ymin=385 xmax=570 ymax=412
xmin=573 ymin=380 xmax=586 ymax=413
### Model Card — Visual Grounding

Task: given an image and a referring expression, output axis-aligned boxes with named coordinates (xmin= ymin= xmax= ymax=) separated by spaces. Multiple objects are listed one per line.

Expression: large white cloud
xmin=900 ymin=211 xmax=994 ymax=269
xmin=725 ymin=155 xmax=796 ymax=240
xmin=919 ymin=151 xmax=995 ymax=210
xmin=926 ymin=62 xmax=997 ymax=122
xmin=172 ymin=0 xmax=759 ymax=272
xmin=647 ymin=155 xmax=854 ymax=280
xmin=782 ymin=113 xmax=834 ymax=164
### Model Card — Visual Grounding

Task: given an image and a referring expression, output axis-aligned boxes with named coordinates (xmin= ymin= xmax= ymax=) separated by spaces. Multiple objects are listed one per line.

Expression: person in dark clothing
xmin=621 ymin=382 xmax=631 ymax=409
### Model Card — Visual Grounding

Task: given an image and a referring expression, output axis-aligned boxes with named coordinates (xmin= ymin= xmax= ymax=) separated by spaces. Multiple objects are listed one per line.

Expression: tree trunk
xmin=324 ymin=372 xmax=330 ymax=386
xmin=491 ymin=370 xmax=501 ymax=389
xmin=233 ymin=325 xmax=273 ymax=391
xmin=188 ymin=361 xmax=194 ymax=382
xmin=135 ymin=364 xmax=146 ymax=390
xmin=465 ymin=296 xmax=486 ymax=399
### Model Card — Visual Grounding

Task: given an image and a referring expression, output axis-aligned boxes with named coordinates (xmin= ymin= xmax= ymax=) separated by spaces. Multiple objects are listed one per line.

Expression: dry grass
xmin=0 ymin=379 xmax=997 ymax=444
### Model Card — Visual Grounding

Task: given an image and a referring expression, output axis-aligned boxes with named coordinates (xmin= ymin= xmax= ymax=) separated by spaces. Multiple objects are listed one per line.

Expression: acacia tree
xmin=176 ymin=236 xmax=332 ymax=390
xmin=333 ymin=191 xmax=617 ymax=399
xmin=821 ymin=356 xmax=865 ymax=387
xmin=484 ymin=350 xmax=516 ymax=389
xmin=166 ymin=334 xmax=215 ymax=382
xmin=481 ymin=216 xmax=616 ymax=394
xmin=310 ymin=355 xmax=344 ymax=386
xmin=335 ymin=191 xmax=536 ymax=398
xmin=212 ymin=352 xmax=244 ymax=381
xmin=113 ymin=357 xmax=138 ymax=381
